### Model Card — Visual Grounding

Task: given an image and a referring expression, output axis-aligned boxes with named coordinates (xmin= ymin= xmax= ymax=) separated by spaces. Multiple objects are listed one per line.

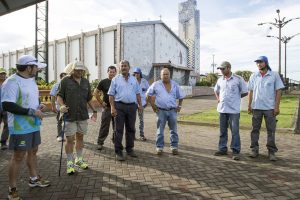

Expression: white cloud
xmin=0 ymin=0 xmax=299 ymax=80
xmin=199 ymin=3 xmax=300 ymax=80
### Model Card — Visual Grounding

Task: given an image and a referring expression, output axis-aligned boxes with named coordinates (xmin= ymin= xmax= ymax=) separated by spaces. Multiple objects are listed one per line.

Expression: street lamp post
xmin=211 ymin=54 xmax=217 ymax=74
xmin=267 ymin=33 xmax=300 ymax=81
xmin=258 ymin=9 xmax=300 ymax=75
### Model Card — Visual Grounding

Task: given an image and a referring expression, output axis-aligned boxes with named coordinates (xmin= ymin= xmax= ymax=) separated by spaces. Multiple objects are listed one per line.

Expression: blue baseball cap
xmin=133 ymin=67 xmax=143 ymax=77
xmin=254 ymin=56 xmax=269 ymax=66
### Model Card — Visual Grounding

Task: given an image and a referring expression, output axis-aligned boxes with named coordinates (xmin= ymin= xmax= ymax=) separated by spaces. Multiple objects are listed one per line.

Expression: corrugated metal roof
xmin=0 ymin=0 xmax=45 ymax=16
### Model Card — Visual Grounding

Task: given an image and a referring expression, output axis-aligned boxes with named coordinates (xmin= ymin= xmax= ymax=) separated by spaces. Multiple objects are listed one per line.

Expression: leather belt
xmin=158 ymin=107 xmax=176 ymax=111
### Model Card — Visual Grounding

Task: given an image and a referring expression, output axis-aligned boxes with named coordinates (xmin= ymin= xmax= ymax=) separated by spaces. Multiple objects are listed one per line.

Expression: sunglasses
xmin=219 ymin=68 xmax=226 ymax=70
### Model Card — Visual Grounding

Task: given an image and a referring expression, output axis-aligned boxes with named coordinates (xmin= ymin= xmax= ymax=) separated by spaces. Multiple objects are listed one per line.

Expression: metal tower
xmin=35 ymin=0 xmax=48 ymax=82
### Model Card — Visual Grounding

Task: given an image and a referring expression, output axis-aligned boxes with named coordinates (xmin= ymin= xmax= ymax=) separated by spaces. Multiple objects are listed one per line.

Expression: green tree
xmin=9 ymin=67 xmax=17 ymax=75
xmin=196 ymin=78 xmax=211 ymax=86
xmin=235 ymin=70 xmax=252 ymax=82
xmin=206 ymin=73 xmax=218 ymax=86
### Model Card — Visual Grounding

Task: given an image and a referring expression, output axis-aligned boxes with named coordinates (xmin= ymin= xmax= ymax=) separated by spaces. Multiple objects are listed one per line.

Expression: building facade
xmin=0 ymin=20 xmax=196 ymax=86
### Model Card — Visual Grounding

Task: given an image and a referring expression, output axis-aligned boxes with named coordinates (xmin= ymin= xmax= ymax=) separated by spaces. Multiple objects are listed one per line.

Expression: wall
xmin=101 ymin=31 xmax=115 ymax=80
xmin=181 ymin=86 xmax=193 ymax=97
xmin=56 ymin=42 xmax=66 ymax=78
xmin=172 ymin=69 xmax=187 ymax=85
xmin=192 ymin=86 xmax=214 ymax=96
xmin=48 ymin=45 xmax=54 ymax=81
xmin=155 ymin=24 xmax=187 ymax=67
xmin=84 ymin=35 xmax=97 ymax=81
xmin=123 ymin=24 xmax=154 ymax=80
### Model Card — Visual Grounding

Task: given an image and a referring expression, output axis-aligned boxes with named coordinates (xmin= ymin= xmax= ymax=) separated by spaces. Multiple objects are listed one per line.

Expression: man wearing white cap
xmin=57 ymin=61 xmax=97 ymax=174
xmin=1 ymin=55 xmax=50 ymax=200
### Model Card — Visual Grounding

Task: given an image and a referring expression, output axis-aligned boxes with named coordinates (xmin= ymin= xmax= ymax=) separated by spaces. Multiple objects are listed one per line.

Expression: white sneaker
xmin=156 ymin=148 xmax=163 ymax=155
xmin=57 ymin=137 xmax=63 ymax=142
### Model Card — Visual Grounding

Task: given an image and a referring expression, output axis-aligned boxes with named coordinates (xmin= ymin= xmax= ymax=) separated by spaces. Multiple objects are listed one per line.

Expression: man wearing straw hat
xmin=57 ymin=61 xmax=97 ymax=174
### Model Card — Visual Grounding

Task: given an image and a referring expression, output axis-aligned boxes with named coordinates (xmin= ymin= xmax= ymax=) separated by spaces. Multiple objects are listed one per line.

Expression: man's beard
xmin=259 ymin=66 xmax=267 ymax=71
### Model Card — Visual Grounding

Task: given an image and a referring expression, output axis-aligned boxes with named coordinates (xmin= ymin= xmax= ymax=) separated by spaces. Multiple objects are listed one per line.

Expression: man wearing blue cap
xmin=133 ymin=67 xmax=149 ymax=141
xmin=248 ymin=56 xmax=284 ymax=161
xmin=1 ymin=55 xmax=50 ymax=199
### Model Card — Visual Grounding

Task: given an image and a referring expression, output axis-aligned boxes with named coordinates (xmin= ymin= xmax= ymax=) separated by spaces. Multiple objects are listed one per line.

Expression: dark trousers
xmin=114 ymin=102 xmax=137 ymax=154
xmin=97 ymin=107 xmax=115 ymax=145
xmin=56 ymin=111 xmax=63 ymax=137
xmin=250 ymin=109 xmax=278 ymax=153
xmin=0 ymin=111 xmax=9 ymax=145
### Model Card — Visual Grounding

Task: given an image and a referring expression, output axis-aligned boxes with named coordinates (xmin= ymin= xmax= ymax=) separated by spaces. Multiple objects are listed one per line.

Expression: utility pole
xmin=267 ymin=33 xmax=300 ymax=81
xmin=258 ymin=9 xmax=300 ymax=75
xmin=211 ymin=54 xmax=217 ymax=74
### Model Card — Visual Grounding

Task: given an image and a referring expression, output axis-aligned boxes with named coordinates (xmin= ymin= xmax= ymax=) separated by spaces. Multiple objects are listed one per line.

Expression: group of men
xmin=214 ymin=56 xmax=284 ymax=161
xmin=1 ymin=54 xmax=284 ymax=200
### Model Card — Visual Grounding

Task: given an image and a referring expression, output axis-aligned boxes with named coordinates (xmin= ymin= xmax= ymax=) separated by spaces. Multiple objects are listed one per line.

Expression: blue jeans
xmin=218 ymin=113 xmax=241 ymax=154
xmin=156 ymin=110 xmax=178 ymax=149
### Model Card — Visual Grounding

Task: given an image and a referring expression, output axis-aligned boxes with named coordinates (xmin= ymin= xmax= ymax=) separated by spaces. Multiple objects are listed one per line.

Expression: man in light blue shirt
xmin=147 ymin=68 xmax=185 ymax=155
xmin=49 ymin=72 xmax=66 ymax=142
xmin=133 ymin=67 xmax=149 ymax=141
xmin=248 ymin=56 xmax=284 ymax=161
xmin=214 ymin=61 xmax=248 ymax=160
xmin=108 ymin=60 xmax=143 ymax=161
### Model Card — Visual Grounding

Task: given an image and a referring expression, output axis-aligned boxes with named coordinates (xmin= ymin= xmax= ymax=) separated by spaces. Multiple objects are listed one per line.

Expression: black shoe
xmin=127 ymin=150 xmax=138 ymax=158
xmin=97 ymin=144 xmax=103 ymax=150
xmin=139 ymin=136 xmax=147 ymax=141
xmin=232 ymin=153 xmax=240 ymax=160
xmin=1 ymin=143 xmax=8 ymax=150
xmin=116 ymin=153 xmax=125 ymax=161
xmin=249 ymin=151 xmax=259 ymax=158
xmin=214 ymin=151 xmax=227 ymax=156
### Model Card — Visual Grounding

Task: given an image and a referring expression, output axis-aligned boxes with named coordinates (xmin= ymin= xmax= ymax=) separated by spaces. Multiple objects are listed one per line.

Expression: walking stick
xmin=58 ymin=114 xmax=66 ymax=177
xmin=112 ymin=116 xmax=116 ymax=144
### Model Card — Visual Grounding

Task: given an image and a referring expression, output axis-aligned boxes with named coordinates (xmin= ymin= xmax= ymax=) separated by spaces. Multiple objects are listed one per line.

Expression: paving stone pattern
xmin=0 ymin=96 xmax=300 ymax=199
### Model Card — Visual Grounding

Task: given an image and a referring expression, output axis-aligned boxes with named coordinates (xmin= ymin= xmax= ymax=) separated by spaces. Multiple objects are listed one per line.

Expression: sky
xmin=0 ymin=0 xmax=300 ymax=80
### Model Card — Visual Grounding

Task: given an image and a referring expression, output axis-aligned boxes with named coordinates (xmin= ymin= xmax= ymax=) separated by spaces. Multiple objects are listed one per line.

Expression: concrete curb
xmin=178 ymin=120 xmax=295 ymax=134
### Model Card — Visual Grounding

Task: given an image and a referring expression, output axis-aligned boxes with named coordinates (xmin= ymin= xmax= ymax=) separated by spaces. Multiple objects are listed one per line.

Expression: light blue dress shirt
xmin=214 ymin=74 xmax=248 ymax=114
xmin=248 ymin=70 xmax=284 ymax=110
xmin=139 ymin=78 xmax=149 ymax=106
xmin=49 ymin=82 xmax=60 ymax=111
xmin=147 ymin=80 xmax=185 ymax=109
xmin=108 ymin=74 xmax=140 ymax=103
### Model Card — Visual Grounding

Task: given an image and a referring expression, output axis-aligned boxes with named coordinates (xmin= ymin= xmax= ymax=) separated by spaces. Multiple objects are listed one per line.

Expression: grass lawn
xmin=179 ymin=95 xmax=299 ymax=128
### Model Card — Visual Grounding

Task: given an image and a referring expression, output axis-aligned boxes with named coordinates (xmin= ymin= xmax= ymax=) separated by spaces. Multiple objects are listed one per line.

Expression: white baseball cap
xmin=17 ymin=55 xmax=47 ymax=69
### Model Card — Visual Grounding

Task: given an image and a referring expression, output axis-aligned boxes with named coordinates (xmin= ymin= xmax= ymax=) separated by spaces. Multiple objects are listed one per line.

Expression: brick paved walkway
xmin=0 ymin=96 xmax=300 ymax=200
